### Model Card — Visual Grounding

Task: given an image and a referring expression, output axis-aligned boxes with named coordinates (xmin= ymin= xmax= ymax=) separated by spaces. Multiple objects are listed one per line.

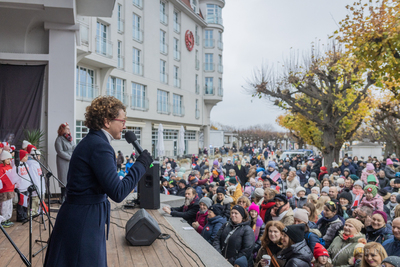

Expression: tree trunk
xmin=322 ymin=130 xmax=336 ymax=169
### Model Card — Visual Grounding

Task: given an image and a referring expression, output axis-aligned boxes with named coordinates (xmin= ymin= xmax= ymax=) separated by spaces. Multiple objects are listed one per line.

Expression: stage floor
xmin=0 ymin=199 xmax=206 ymax=267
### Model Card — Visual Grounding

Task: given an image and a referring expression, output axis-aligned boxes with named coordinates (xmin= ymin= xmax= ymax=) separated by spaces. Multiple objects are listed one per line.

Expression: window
xmin=205 ymin=77 xmax=214 ymax=95
xmin=131 ymin=82 xmax=147 ymax=110
xmin=205 ymin=30 xmax=214 ymax=48
xmin=173 ymin=11 xmax=180 ymax=33
xmin=76 ymin=66 xmax=97 ymax=100
xmin=117 ymin=4 xmax=124 ymax=33
xmin=218 ymin=78 xmax=223 ymax=96
xmin=122 ymin=127 xmax=141 ymax=142
xmin=191 ymin=0 xmax=198 ymax=13
xmin=206 ymin=4 xmax=222 ymax=25
xmin=160 ymin=30 xmax=167 ymax=54
xmin=195 ymin=50 xmax=199 ymax=70
xmin=218 ymin=31 xmax=223 ymax=50
xmin=160 ymin=1 xmax=168 ymax=25
xmin=195 ymin=25 xmax=199 ymax=45
xmin=76 ymin=120 xmax=89 ymax=143
xmin=133 ymin=13 xmax=143 ymax=42
xmin=117 ymin=41 xmax=124 ymax=69
xmin=185 ymin=131 xmax=196 ymax=140
xmin=133 ymin=47 xmax=142 ymax=75
xmin=96 ymin=21 xmax=112 ymax=57
xmin=218 ymin=54 xmax=223 ymax=73
xmin=173 ymin=94 xmax=183 ymax=116
xmin=195 ymin=74 xmax=199 ymax=94
xmin=173 ymin=38 xmax=180 ymax=61
xmin=195 ymin=99 xmax=200 ymax=119
xmin=133 ymin=0 xmax=143 ymax=9
xmin=157 ymin=89 xmax=169 ymax=114
xmin=107 ymin=77 xmax=126 ymax=104
xmin=164 ymin=129 xmax=179 ymax=140
xmin=205 ymin=53 xmax=214 ymax=71
xmin=173 ymin=66 xmax=180 ymax=88
xmin=160 ymin=60 xmax=167 ymax=83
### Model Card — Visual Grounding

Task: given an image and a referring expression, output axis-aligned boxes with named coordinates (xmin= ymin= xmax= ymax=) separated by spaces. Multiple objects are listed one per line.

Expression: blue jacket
xmin=340 ymin=163 xmax=356 ymax=175
xmin=366 ymin=226 xmax=392 ymax=243
xmin=383 ymin=237 xmax=400 ymax=257
xmin=305 ymin=231 xmax=320 ymax=252
xmin=45 ymin=130 xmax=147 ymax=267
xmin=201 ymin=215 xmax=227 ymax=244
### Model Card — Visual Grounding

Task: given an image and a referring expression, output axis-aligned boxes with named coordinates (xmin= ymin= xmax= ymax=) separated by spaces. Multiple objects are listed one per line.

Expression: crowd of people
xmin=156 ymin=151 xmax=400 ymax=267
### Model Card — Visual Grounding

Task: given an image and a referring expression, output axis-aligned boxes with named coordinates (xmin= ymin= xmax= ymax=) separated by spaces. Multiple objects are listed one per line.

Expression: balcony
xmin=195 ymin=109 xmax=200 ymax=119
xmin=218 ymin=64 xmax=223 ymax=73
xmin=160 ymin=43 xmax=168 ymax=55
xmin=173 ymin=105 xmax=185 ymax=117
xmin=195 ymin=59 xmax=200 ymax=70
xmin=131 ymin=96 xmax=149 ymax=111
xmin=132 ymin=0 xmax=143 ymax=9
xmin=204 ymin=39 xmax=215 ymax=48
xmin=204 ymin=85 xmax=215 ymax=95
xmin=76 ymin=82 xmax=99 ymax=101
xmin=118 ymin=19 xmax=124 ymax=33
xmin=133 ymin=27 xmax=143 ymax=43
xmin=196 ymin=35 xmax=200 ymax=46
xmin=173 ymin=50 xmax=181 ymax=61
xmin=117 ymin=56 xmax=124 ymax=70
xmin=218 ymin=40 xmax=223 ymax=50
xmin=106 ymin=90 xmax=130 ymax=106
xmin=157 ymin=102 xmax=171 ymax=114
xmin=218 ymin=87 xmax=223 ymax=97
xmin=207 ymin=15 xmax=223 ymax=26
xmin=195 ymin=84 xmax=200 ymax=94
xmin=173 ymin=22 xmax=180 ymax=33
xmin=133 ymin=62 xmax=143 ymax=76
xmin=204 ymin=63 xmax=215 ymax=72
xmin=173 ymin=78 xmax=181 ymax=88
xmin=79 ymin=21 xmax=89 ymax=46
xmin=95 ymin=36 xmax=113 ymax=58
xmin=160 ymin=73 xmax=168 ymax=84
xmin=160 ymin=13 xmax=168 ymax=25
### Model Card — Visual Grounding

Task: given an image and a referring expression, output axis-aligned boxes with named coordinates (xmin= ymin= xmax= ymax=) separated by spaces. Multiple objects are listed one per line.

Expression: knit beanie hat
xmin=213 ymin=159 xmax=219 ymax=166
xmin=286 ymin=188 xmax=295 ymax=196
xmin=354 ymin=180 xmax=364 ymax=188
xmin=294 ymin=208 xmax=309 ymax=223
xmin=337 ymin=178 xmax=345 ymax=185
xmin=367 ymin=174 xmax=377 ymax=184
xmin=0 ymin=151 xmax=12 ymax=161
xmin=169 ymin=180 xmax=177 ymax=187
xmin=311 ymin=187 xmax=320 ymax=194
xmin=229 ymin=176 xmax=237 ymax=185
xmin=254 ymin=188 xmax=264 ymax=198
xmin=313 ymin=243 xmax=329 ymax=259
xmin=216 ymin=186 xmax=226 ymax=195
xmin=232 ymin=205 xmax=246 ymax=218
xmin=382 ymin=256 xmax=400 ymax=266
xmin=321 ymin=186 xmax=330 ymax=194
xmin=249 ymin=178 xmax=256 ymax=184
xmin=350 ymin=174 xmax=360 ymax=181
xmin=26 ymin=144 xmax=36 ymax=154
xmin=308 ymin=178 xmax=316 ymax=184
xmin=387 ymin=158 xmax=394 ymax=165
xmin=189 ymin=176 xmax=199 ymax=184
xmin=320 ymin=166 xmax=327 ymax=172
xmin=19 ymin=150 xmax=28 ymax=161
xmin=179 ymin=179 xmax=187 ymax=185
xmin=364 ymin=185 xmax=378 ymax=197
xmin=161 ymin=178 xmax=168 ymax=184
xmin=310 ymin=172 xmax=317 ymax=179
xmin=233 ymin=256 xmax=247 ymax=267
xmin=209 ymin=204 xmax=222 ymax=216
xmin=346 ymin=218 xmax=364 ymax=233
xmin=395 ymin=178 xmax=400 ymax=184
xmin=282 ymin=224 xmax=305 ymax=243
xmin=295 ymin=186 xmax=306 ymax=195
xmin=373 ymin=210 xmax=388 ymax=223
xmin=22 ymin=140 xmax=31 ymax=149
xmin=248 ymin=202 xmax=260 ymax=214
xmin=353 ymin=238 xmax=367 ymax=257
xmin=274 ymin=194 xmax=288 ymax=204
xmin=199 ymin=197 xmax=213 ymax=209
xmin=268 ymin=161 xmax=276 ymax=168
xmin=366 ymin=163 xmax=375 ymax=171
xmin=339 ymin=188 xmax=353 ymax=204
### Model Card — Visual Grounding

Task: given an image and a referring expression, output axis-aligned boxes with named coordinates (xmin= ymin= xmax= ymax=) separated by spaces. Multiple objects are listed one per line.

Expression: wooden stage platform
xmin=0 ymin=200 xmax=206 ymax=267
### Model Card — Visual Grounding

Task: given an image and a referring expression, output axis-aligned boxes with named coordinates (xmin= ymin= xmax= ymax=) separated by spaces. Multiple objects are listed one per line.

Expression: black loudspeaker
xmin=125 ymin=208 xmax=161 ymax=246
xmin=138 ymin=161 xmax=160 ymax=209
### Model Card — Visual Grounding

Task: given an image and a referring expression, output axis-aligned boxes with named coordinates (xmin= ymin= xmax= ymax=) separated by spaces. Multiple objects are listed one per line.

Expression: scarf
xmin=260 ymin=200 xmax=276 ymax=221
xmin=388 ymin=201 xmax=397 ymax=210
xmin=342 ymin=233 xmax=354 ymax=241
xmin=352 ymin=188 xmax=364 ymax=196
xmin=63 ymin=133 xmax=72 ymax=142
xmin=270 ymin=202 xmax=290 ymax=217
xmin=183 ymin=196 xmax=198 ymax=211
xmin=316 ymin=214 xmax=339 ymax=226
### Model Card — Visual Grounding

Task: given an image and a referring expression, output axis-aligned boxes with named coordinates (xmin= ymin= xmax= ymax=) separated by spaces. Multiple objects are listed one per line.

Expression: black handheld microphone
xmin=125 ymin=131 xmax=153 ymax=168
xmin=14 ymin=150 xmax=20 ymax=173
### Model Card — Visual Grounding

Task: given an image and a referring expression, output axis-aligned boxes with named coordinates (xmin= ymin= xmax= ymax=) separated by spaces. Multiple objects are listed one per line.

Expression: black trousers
xmin=16 ymin=191 xmax=28 ymax=222
xmin=117 ymin=164 xmax=122 ymax=171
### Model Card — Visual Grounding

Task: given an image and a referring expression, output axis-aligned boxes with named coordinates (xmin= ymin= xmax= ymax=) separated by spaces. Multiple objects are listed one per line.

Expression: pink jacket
xmin=360 ymin=169 xmax=379 ymax=186
xmin=195 ymin=211 xmax=208 ymax=233
xmin=359 ymin=195 xmax=384 ymax=211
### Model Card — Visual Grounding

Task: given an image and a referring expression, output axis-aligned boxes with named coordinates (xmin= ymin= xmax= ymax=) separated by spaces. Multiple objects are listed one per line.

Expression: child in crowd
xmin=0 ymin=151 xmax=15 ymax=227
xmin=359 ymin=185 xmax=384 ymax=211
xmin=312 ymin=243 xmax=333 ymax=267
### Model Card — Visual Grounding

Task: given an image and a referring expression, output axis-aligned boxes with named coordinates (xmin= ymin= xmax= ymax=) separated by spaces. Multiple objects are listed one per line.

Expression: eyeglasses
xmin=113 ymin=118 xmax=126 ymax=126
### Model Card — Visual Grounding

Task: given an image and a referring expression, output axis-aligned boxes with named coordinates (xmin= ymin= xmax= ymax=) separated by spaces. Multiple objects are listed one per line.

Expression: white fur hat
xmin=22 ymin=140 xmax=31 ymax=149
xmin=0 ymin=151 xmax=12 ymax=161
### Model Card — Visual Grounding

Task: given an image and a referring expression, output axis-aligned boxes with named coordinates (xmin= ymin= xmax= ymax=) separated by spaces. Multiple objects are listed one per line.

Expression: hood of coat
xmin=208 ymin=215 xmax=227 ymax=225
xmin=212 ymin=194 xmax=233 ymax=204
xmin=277 ymin=239 xmax=312 ymax=262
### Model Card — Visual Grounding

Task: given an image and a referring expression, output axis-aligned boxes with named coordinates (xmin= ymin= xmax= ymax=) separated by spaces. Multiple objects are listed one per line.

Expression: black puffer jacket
xmin=212 ymin=219 xmax=255 ymax=266
xmin=213 ymin=194 xmax=232 ymax=220
xmin=277 ymin=239 xmax=313 ymax=267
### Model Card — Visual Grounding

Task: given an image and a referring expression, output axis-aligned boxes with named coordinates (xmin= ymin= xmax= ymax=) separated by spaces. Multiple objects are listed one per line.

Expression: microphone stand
xmin=0 ymin=219 xmax=31 ymax=266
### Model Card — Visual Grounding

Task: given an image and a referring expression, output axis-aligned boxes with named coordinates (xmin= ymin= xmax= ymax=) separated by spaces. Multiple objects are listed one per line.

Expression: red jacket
xmin=0 ymin=164 xmax=14 ymax=193
xmin=195 ymin=211 xmax=208 ymax=233
xmin=260 ymin=200 xmax=276 ymax=223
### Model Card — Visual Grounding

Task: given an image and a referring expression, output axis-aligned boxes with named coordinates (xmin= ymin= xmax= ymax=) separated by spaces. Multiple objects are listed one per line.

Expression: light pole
xmin=284 ymin=134 xmax=288 ymax=150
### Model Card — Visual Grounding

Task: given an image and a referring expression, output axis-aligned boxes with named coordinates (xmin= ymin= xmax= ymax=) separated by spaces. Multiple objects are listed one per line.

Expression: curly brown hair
xmin=84 ymin=96 xmax=126 ymax=130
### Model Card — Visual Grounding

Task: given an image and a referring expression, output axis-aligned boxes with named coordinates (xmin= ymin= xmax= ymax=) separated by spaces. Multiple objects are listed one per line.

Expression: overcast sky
xmin=210 ymin=0 xmax=351 ymax=131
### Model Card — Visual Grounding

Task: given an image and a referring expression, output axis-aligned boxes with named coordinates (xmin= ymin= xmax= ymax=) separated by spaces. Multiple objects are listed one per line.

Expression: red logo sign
xmin=185 ymin=30 xmax=194 ymax=51
xmin=206 ymin=226 xmax=210 ymax=231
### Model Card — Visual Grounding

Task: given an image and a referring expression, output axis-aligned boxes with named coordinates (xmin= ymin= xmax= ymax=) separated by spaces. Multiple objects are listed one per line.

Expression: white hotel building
xmin=76 ymin=0 xmax=225 ymax=158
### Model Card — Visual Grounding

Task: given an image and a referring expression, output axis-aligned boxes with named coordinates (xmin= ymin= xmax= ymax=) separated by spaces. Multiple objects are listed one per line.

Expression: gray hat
xmin=254 ymin=188 xmax=264 ymax=198
xmin=344 ymin=168 xmax=350 ymax=173
xmin=321 ymin=186 xmax=330 ymax=194
xmin=382 ymin=256 xmax=400 ymax=266
xmin=344 ymin=159 xmax=350 ymax=163
xmin=354 ymin=180 xmax=364 ymax=188
xmin=310 ymin=172 xmax=317 ymax=178
xmin=199 ymin=197 xmax=213 ymax=208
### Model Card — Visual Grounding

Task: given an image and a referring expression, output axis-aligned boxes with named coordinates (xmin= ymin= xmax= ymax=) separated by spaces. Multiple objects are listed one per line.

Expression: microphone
xmin=14 ymin=150 xmax=20 ymax=173
xmin=125 ymin=131 xmax=153 ymax=168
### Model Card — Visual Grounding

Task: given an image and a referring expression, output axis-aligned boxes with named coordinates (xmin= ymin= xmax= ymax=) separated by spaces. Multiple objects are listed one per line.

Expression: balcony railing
xmin=218 ymin=87 xmax=223 ymax=97
xmin=160 ymin=72 xmax=168 ymax=84
xmin=218 ymin=40 xmax=223 ymax=50
xmin=173 ymin=22 xmax=180 ymax=33
xmin=118 ymin=19 xmax=124 ymax=33
xmin=157 ymin=102 xmax=171 ymax=114
xmin=173 ymin=78 xmax=181 ymax=88
xmin=195 ymin=84 xmax=200 ymax=94
xmin=218 ymin=64 xmax=223 ymax=73
xmin=195 ymin=59 xmax=200 ymax=70
xmin=95 ymin=36 xmax=113 ymax=58
xmin=207 ymin=15 xmax=223 ymax=26
xmin=160 ymin=13 xmax=168 ymax=25
xmin=106 ymin=90 xmax=129 ymax=106
xmin=204 ymin=85 xmax=215 ymax=95
xmin=204 ymin=39 xmax=215 ymax=48
xmin=173 ymin=105 xmax=185 ymax=117
xmin=204 ymin=63 xmax=215 ymax=72
xmin=133 ymin=62 xmax=143 ymax=76
xmin=79 ymin=21 xmax=89 ymax=46
xmin=131 ymin=96 xmax=149 ymax=111
xmin=196 ymin=35 xmax=200 ymax=45
xmin=160 ymin=43 xmax=168 ymax=55
xmin=173 ymin=50 xmax=181 ymax=61
xmin=117 ymin=56 xmax=124 ymax=70
xmin=195 ymin=109 xmax=200 ymax=119
xmin=133 ymin=27 xmax=143 ymax=42
xmin=76 ymin=82 xmax=99 ymax=101
xmin=132 ymin=0 xmax=143 ymax=9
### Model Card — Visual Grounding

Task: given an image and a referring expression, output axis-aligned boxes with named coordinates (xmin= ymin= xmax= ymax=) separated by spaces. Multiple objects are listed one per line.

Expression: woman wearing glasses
xmin=316 ymin=201 xmax=345 ymax=248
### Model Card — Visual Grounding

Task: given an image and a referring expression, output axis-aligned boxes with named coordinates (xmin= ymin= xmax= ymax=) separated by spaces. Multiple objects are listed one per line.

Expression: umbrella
xmin=178 ymin=125 xmax=185 ymax=156
xmin=157 ymin=124 xmax=165 ymax=158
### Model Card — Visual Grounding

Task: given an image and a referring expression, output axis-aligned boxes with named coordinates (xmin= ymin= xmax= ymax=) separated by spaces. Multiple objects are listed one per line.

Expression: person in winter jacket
xmin=201 ymin=205 xmax=226 ymax=244
xmin=176 ymin=179 xmax=188 ymax=197
xmin=385 ymin=158 xmax=397 ymax=179
xmin=339 ymin=188 xmax=354 ymax=219
xmin=226 ymin=174 xmax=242 ymax=208
xmin=383 ymin=217 xmax=400 ymax=257
xmin=213 ymin=186 xmax=232 ymax=220
xmin=328 ymin=218 xmax=366 ymax=266
xmin=359 ymin=242 xmax=388 ymax=267
xmin=359 ymin=185 xmax=384 ymax=211
xmin=254 ymin=220 xmax=285 ymax=267
xmin=304 ymin=177 xmax=318 ymax=195
xmin=192 ymin=197 xmax=212 ymax=234
xmin=286 ymin=170 xmax=300 ymax=191
xmin=223 ymin=159 xmax=234 ymax=175
xmin=248 ymin=203 xmax=265 ymax=259
xmin=387 ymin=192 xmax=398 ymax=221
xmin=312 ymin=243 xmax=333 ymax=267
xmin=296 ymin=165 xmax=310 ymax=187
xmin=167 ymin=180 xmax=178 ymax=195
xmin=377 ymin=170 xmax=391 ymax=189
xmin=366 ymin=210 xmax=392 ymax=243
xmin=0 ymin=151 xmax=15 ymax=227
xmin=294 ymin=208 xmax=320 ymax=253
xmin=271 ymin=194 xmax=294 ymax=226
xmin=289 ymin=186 xmax=307 ymax=209
xmin=361 ymin=163 xmax=379 ymax=186
xmin=163 ymin=188 xmax=200 ymax=225
xmin=276 ymin=224 xmax=313 ymax=267
xmin=317 ymin=201 xmax=345 ymax=248
xmin=340 ymin=158 xmax=357 ymax=175
xmin=260 ymin=188 xmax=276 ymax=223
xmin=212 ymin=205 xmax=255 ymax=266
xmin=318 ymin=166 xmax=328 ymax=181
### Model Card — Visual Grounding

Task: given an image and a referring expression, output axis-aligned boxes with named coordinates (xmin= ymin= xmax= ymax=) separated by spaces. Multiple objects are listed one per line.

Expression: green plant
xmin=24 ymin=129 xmax=45 ymax=150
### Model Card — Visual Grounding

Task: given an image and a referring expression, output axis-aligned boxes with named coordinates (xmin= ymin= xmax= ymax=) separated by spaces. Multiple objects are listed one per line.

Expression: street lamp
xmin=284 ymin=134 xmax=288 ymax=150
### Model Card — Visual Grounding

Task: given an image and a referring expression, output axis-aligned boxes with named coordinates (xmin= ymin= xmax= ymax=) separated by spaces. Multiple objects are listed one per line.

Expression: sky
xmin=210 ymin=0 xmax=352 ymax=131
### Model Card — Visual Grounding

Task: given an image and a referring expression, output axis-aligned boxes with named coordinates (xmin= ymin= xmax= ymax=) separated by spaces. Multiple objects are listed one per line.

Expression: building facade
xmin=76 ymin=0 xmax=225 ymax=158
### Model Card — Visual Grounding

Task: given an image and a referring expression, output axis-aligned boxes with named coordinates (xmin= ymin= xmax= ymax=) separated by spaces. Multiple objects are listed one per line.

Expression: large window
xmin=218 ymin=31 xmax=223 ymax=50
xmin=206 ymin=4 xmax=222 ymax=25
xmin=160 ymin=60 xmax=167 ymax=83
xmin=76 ymin=66 xmax=96 ymax=100
xmin=76 ymin=120 xmax=89 ymax=143
xmin=173 ymin=66 xmax=180 ymax=88
xmin=204 ymin=30 xmax=214 ymax=48
xmin=195 ymin=25 xmax=199 ymax=45
xmin=96 ymin=21 xmax=112 ymax=57
xmin=133 ymin=0 xmax=143 ymax=9
xmin=218 ymin=78 xmax=223 ymax=96
xmin=133 ymin=47 xmax=142 ymax=75
xmin=218 ymin=54 xmax=223 ymax=73
xmin=160 ymin=1 xmax=168 ymax=25
xmin=117 ymin=41 xmax=124 ymax=69
xmin=131 ymin=82 xmax=147 ymax=110
xmin=122 ymin=127 xmax=141 ymax=142
xmin=107 ymin=77 xmax=126 ymax=104
xmin=185 ymin=131 xmax=196 ymax=140
xmin=205 ymin=53 xmax=214 ymax=71
xmin=195 ymin=99 xmax=200 ymax=119
xmin=173 ymin=94 xmax=183 ymax=116
xmin=173 ymin=11 xmax=180 ymax=33
xmin=157 ymin=89 xmax=169 ymax=114
xmin=117 ymin=4 xmax=124 ymax=33
xmin=191 ymin=0 xmax=198 ymax=13
xmin=195 ymin=50 xmax=199 ymax=70
xmin=195 ymin=74 xmax=199 ymax=94
xmin=173 ymin=38 xmax=180 ymax=61
xmin=205 ymin=77 xmax=214 ymax=95
xmin=160 ymin=30 xmax=167 ymax=54
xmin=164 ymin=129 xmax=178 ymax=140
xmin=133 ymin=13 xmax=143 ymax=42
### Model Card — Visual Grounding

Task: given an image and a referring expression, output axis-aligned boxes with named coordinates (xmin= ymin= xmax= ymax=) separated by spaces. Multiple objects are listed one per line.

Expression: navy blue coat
xmin=201 ymin=215 xmax=227 ymax=244
xmin=44 ymin=130 xmax=146 ymax=267
xmin=383 ymin=237 xmax=400 ymax=256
